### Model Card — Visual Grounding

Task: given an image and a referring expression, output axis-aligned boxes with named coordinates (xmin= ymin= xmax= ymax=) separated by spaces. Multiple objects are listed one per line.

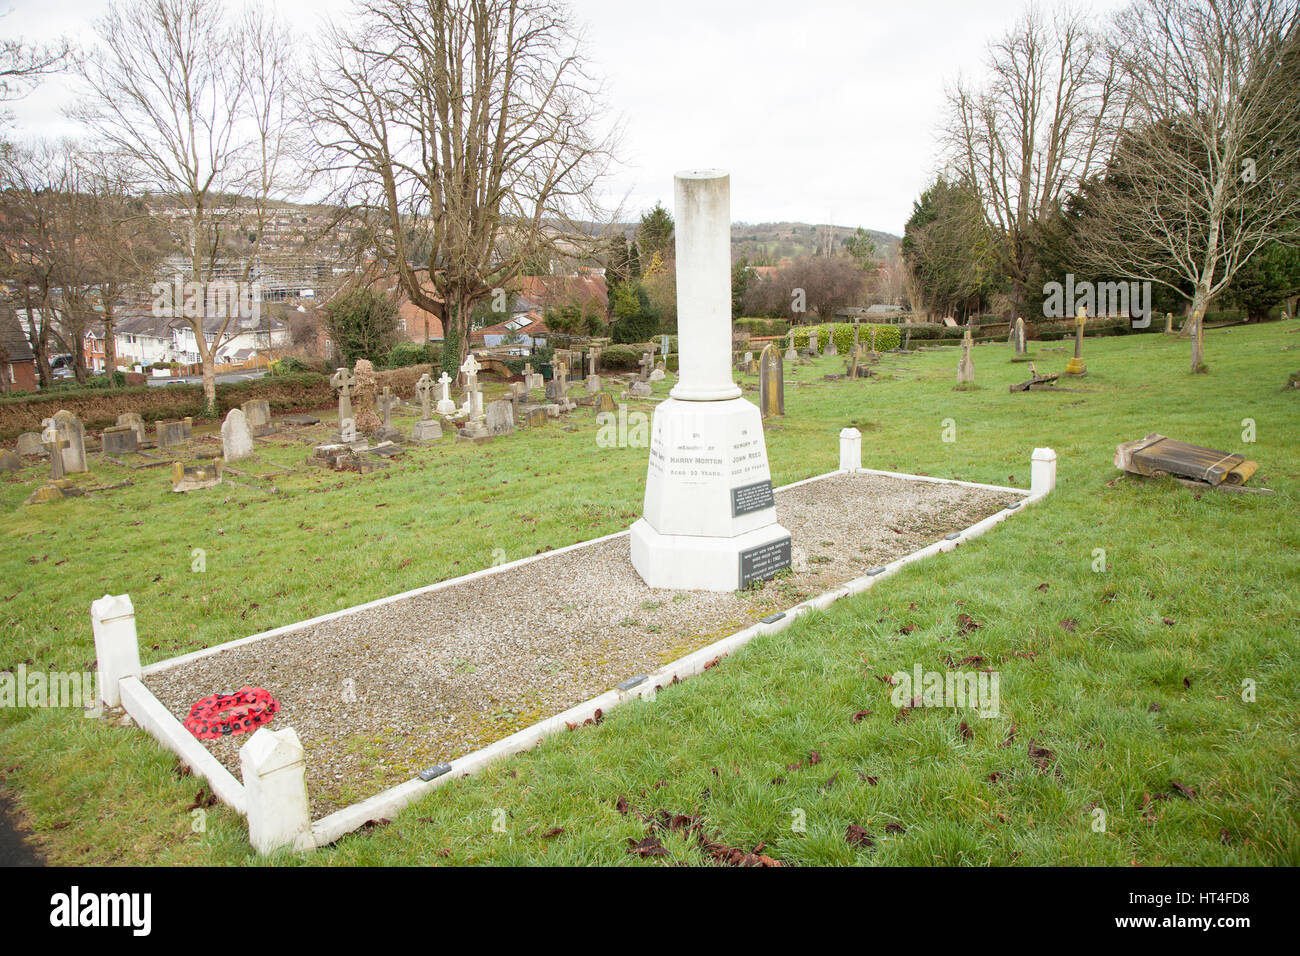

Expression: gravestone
xmin=374 ymin=386 xmax=402 ymax=442
xmin=156 ymin=417 xmax=192 ymax=450
xmin=903 ymin=326 xmax=912 ymax=351
xmin=117 ymin=412 xmax=147 ymax=446
xmin=101 ymin=425 xmax=139 ymax=456
xmin=15 ymin=432 xmax=45 ymax=457
xmin=589 ymin=345 xmax=602 ymax=374
xmin=331 ymin=367 xmax=356 ymax=429
xmin=485 ymin=400 xmax=515 ymax=436
xmin=0 ymin=449 xmax=19 ymax=472
xmin=52 ymin=410 xmax=87 ymax=474
xmin=824 ymin=331 xmax=838 ymax=356
xmin=171 ymin=459 xmax=222 ymax=493
xmin=221 ymin=408 xmax=255 ymax=462
xmin=629 ymin=169 xmax=791 ymax=592
xmin=338 ymin=417 xmax=358 ymax=444
xmin=629 ymin=380 xmax=652 ymax=398
xmin=435 ymin=372 xmax=457 ymax=416
xmin=785 ymin=330 xmax=798 ymax=363
xmin=1012 ymin=316 xmax=1028 ymax=359
xmin=460 ymin=354 xmax=486 ymax=424
xmin=638 ymin=350 xmax=654 ymax=381
xmin=412 ymin=374 xmax=443 ymax=441
xmin=1165 ymin=311 xmax=1174 ymax=334
xmin=1065 ymin=306 xmax=1088 ymax=376
xmin=649 ymin=365 xmax=666 ymax=382
xmin=806 ymin=330 xmax=819 ymax=357
xmin=241 ymin=399 xmax=273 ymax=436
xmin=957 ymin=330 xmax=975 ymax=384
xmin=595 ymin=391 xmax=617 ymax=414
xmin=586 ymin=374 xmax=602 ymax=395
xmin=759 ymin=343 xmax=784 ymax=419
xmin=526 ymin=407 xmax=547 ymax=428
xmin=41 ymin=419 xmax=66 ymax=480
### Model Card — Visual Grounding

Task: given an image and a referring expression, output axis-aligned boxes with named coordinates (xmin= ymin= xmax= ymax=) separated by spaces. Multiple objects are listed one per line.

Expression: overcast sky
xmin=3 ymin=0 xmax=1129 ymax=235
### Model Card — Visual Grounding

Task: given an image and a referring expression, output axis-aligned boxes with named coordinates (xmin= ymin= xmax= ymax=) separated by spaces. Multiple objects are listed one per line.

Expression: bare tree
xmin=945 ymin=6 xmax=1124 ymax=319
xmin=307 ymin=0 xmax=615 ymax=373
xmin=73 ymin=0 xmax=300 ymax=410
xmin=1078 ymin=0 xmax=1300 ymax=371
xmin=0 ymin=14 xmax=69 ymax=108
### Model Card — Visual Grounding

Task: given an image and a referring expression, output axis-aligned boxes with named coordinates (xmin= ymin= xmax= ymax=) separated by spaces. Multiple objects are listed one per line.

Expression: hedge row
xmin=734 ymin=318 xmax=790 ymax=337
xmin=790 ymin=323 xmax=902 ymax=353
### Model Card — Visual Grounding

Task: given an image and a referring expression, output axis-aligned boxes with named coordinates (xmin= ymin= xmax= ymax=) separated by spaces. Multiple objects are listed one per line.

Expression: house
xmin=0 ymin=307 xmax=38 ymax=392
xmin=83 ymin=329 xmax=107 ymax=374
xmin=114 ymin=309 xmax=179 ymax=368
xmin=169 ymin=314 xmax=291 ymax=365
xmin=514 ymin=273 xmax=607 ymax=316
xmin=471 ymin=310 xmax=551 ymax=350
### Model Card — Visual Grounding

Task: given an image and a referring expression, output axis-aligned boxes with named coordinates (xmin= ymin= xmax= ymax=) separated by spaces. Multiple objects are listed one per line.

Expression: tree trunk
xmin=1189 ymin=287 xmax=1210 ymax=373
xmin=103 ymin=309 xmax=118 ymax=387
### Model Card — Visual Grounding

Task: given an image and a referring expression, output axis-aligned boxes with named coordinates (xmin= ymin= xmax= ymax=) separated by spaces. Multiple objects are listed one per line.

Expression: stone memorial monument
xmin=1065 ymin=306 xmax=1088 ymax=376
xmin=435 ymin=372 xmax=457 ymax=416
xmin=759 ymin=343 xmax=784 ymax=419
xmin=412 ymin=373 xmax=443 ymax=441
xmin=629 ymin=170 xmax=791 ymax=592
xmin=957 ymin=328 xmax=975 ymax=384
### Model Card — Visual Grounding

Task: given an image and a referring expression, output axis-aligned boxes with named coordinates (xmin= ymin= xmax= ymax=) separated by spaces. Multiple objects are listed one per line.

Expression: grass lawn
xmin=1 ymin=322 xmax=1297 ymax=865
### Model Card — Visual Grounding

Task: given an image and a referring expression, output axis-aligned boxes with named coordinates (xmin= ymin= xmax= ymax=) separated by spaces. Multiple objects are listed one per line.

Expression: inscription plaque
xmin=738 ymin=535 xmax=792 ymax=588
xmin=731 ymin=479 xmax=775 ymax=517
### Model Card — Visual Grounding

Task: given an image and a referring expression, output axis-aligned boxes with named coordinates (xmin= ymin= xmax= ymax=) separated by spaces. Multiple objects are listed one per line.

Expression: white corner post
xmin=240 ymin=726 xmax=312 ymax=855
xmin=1031 ymin=447 xmax=1057 ymax=497
xmin=839 ymin=428 xmax=862 ymax=472
xmin=90 ymin=594 xmax=142 ymax=708
xmin=629 ymin=170 xmax=792 ymax=592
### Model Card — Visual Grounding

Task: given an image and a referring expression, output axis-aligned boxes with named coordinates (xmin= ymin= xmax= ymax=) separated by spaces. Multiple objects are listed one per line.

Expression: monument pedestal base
xmin=630 ymin=519 xmax=791 ymax=592
xmin=630 ymin=396 xmax=791 ymax=592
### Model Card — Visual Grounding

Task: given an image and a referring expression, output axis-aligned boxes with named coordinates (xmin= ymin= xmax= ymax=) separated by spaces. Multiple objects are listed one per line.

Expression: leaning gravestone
xmin=52 ymin=410 xmax=87 ymax=474
xmin=15 ymin=432 xmax=45 ymax=457
xmin=759 ymin=343 xmax=784 ymax=419
xmin=221 ymin=408 xmax=255 ymax=462
xmin=485 ymin=400 xmax=515 ymax=436
xmin=101 ymin=425 xmax=139 ymax=456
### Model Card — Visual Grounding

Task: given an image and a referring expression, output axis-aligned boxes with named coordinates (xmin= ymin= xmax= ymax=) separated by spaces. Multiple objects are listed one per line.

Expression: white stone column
xmin=240 ymin=727 xmax=312 ymax=855
xmin=670 ymin=170 xmax=742 ymax=403
xmin=839 ymin=428 xmax=862 ymax=473
xmin=1031 ymin=447 xmax=1057 ymax=496
xmin=90 ymin=594 xmax=142 ymax=708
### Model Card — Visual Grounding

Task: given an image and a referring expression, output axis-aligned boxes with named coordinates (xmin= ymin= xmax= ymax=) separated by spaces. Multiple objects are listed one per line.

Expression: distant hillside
xmin=595 ymin=220 xmax=901 ymax=265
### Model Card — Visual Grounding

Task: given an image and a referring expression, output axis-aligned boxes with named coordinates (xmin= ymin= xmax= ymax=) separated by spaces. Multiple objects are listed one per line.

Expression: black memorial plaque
xmin=731 ymin=479 xmax=775 ymax=517
xmin=738 ymin=536 xmax=792 ymax=588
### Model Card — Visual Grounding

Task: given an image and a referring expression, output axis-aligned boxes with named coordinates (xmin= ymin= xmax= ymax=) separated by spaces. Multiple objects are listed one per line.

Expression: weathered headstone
xmin=957 ymin=330 xmax=975 ymax=384
xmin=806 ymin=330 xmax=819 ymax=357
xmin=785 ymin=330 xmax=798 ymax=363
xmin=156 ymin=417 xmax=192 ymax=450
xmin=1012 ymin=316 xmax=1027 ymax=357
xmin=0 ymin=449 xmax=20 ymax=472
xmin=759 ymin=343 xmax=784 ymax=419
xmin=101 ymin=425 xmax=139 ymax=456
xmin=52 ymin=410 xmax=87 ymax=474
xmin=41 ymin=419 xmax=66 ymax=480
xmin=526 ymin=406 xmax=547 ymax=428
xmin=485 ymin=400 xmax=515 ymax=436
xmin=171 ymin=459 xmax=222 ymax=493
xmin=116 ymin=412 xmax=147 ymax=446
xmin=649 ymin=365 xmax=666 ymax=382
xmin=595 ymin=391 xmax=617 ymax=414
xmin=638 ymin=350 xmax=654 ymax=381
xmin=374 ymin=386 xmax=402 ymax=442
xmin=1164 ymin=311 xmax=1174 ymax=334
xmin=629 ymin=380 xmax=652 ymax=398
xmin=824 ymin=331 xmax=838 ymax=356
xmin=221 ymin=408 xmax=255 ymax=462
xmin=15 ymin=432 xmax=46 ymax=457
xmin=241 ymin=399 xmax=273 ymax=436
xmin=586 ymin=374 xmax=602 ymax=394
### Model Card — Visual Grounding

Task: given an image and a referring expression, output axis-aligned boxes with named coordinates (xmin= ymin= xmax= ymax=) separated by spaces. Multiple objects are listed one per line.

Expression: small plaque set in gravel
xmin=731 ymin=479 xmax=775 ymax=517
xmin=738 ymin=535 xmax=792 ymax=588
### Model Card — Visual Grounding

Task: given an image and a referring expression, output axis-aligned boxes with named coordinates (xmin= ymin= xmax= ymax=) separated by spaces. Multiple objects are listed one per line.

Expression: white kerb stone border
xmin=93 ymin=436 xmax=1057 ymax=854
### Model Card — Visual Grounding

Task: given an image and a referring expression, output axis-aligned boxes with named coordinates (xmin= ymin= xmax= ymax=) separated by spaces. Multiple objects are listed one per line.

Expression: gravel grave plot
xmin=146 ymin=472 xmax=1021 ymax=817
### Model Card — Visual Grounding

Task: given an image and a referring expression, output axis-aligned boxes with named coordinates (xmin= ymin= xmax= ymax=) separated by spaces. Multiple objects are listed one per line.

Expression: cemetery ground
xmin=1 ymin=322 xmax=1297 ymax=866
